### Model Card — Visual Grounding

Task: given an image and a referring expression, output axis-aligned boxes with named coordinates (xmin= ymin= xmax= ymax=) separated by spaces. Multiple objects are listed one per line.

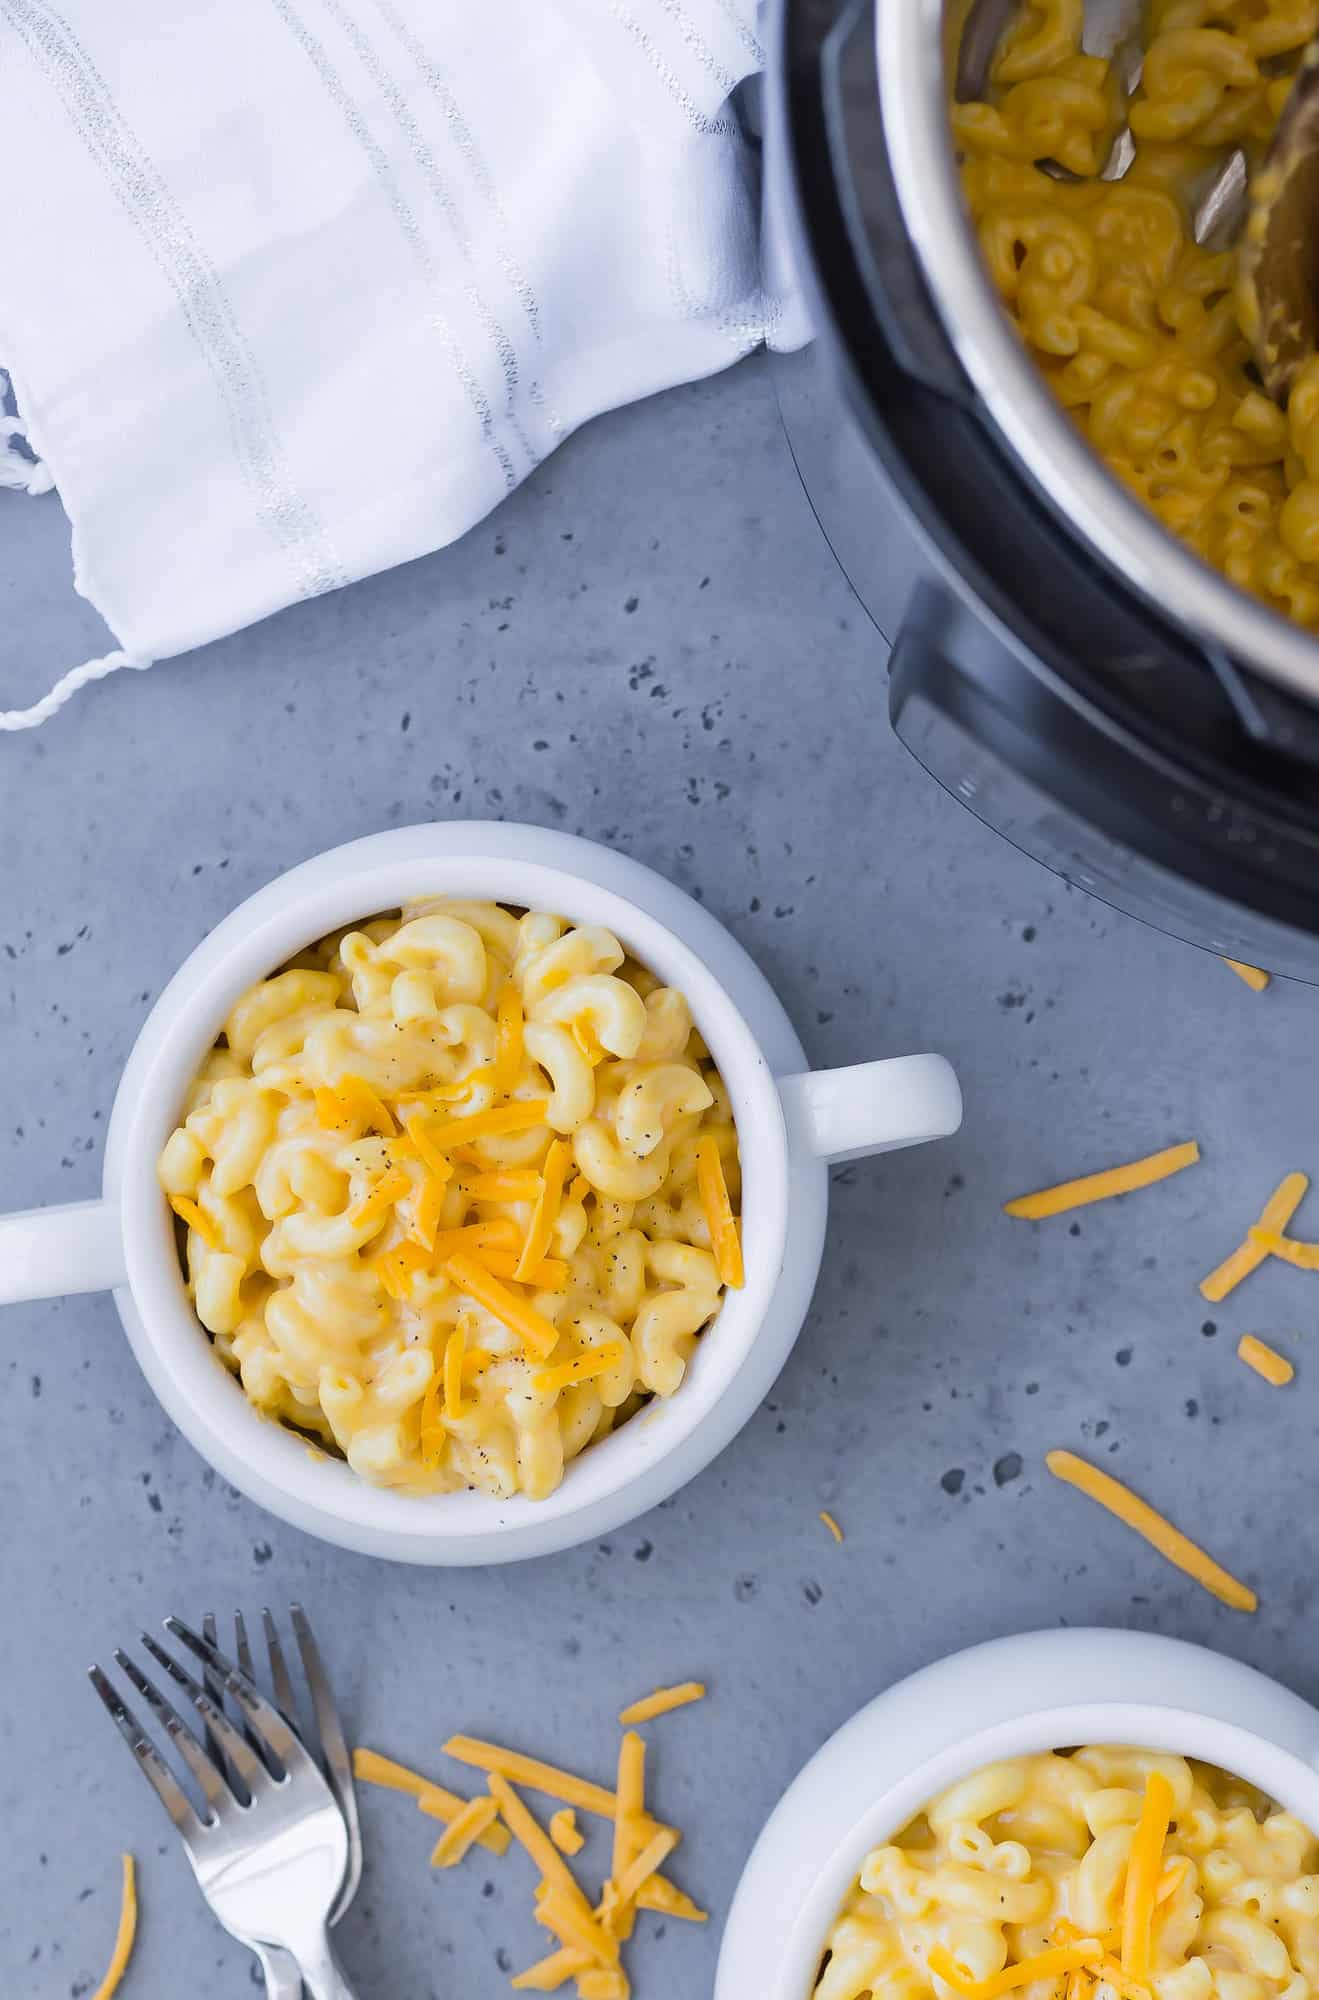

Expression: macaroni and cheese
xmin=955 ymin=0 xmax=1319 ymax=629
xmin=816 ymin=1748 xmax=1319 ymax=2000
xmin=157 ymin=900 xmax=742 ymax=1500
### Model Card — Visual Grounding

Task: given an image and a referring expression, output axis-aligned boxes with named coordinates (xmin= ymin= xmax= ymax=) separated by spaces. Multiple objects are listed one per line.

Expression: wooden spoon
xmin=1239 ymin=37 xmax=1319 ymax=405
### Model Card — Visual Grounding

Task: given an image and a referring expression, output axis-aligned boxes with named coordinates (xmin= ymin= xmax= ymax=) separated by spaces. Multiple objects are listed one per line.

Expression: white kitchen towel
xmin=0 ymin=0 xmax=792 ymax=730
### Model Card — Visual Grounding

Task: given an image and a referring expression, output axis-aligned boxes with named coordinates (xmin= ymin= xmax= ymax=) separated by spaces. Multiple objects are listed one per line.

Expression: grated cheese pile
xmin=354 ymin=1683 xmax=709 ymax=1997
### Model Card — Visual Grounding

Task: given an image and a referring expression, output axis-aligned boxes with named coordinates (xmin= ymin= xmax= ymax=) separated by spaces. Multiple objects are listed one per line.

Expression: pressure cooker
xmin=768 ymin=0 xmax=1319 ymax=979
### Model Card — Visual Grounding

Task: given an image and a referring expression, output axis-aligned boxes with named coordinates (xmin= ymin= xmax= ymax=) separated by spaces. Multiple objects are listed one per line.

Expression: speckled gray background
xmin=4 ymin=353 xmax=1319 ymax=1999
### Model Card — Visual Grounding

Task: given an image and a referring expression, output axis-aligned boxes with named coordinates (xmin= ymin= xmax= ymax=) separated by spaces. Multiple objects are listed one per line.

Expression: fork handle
xmin=256 ymin=1942 xmax=303 ymax=2000
xmin=296 ymin=1932 xmax=358 ymax=2000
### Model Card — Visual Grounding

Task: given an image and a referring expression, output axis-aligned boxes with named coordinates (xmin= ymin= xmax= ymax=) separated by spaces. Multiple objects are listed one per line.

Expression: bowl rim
xmin=717 ymin=1627 xmax=1319 ymax=2000
xmin=102 ymin=821 xmax=830 ymax=1564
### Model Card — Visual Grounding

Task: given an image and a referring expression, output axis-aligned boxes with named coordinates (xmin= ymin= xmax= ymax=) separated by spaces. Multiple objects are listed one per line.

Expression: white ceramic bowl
xmin=717 ymin=1628 xmax=1319 ymax=2000
xmin=0 ymin=820 xmax=961 ymax=1564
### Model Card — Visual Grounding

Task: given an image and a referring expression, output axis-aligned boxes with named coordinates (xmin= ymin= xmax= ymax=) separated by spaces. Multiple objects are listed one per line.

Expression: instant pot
xmin=769 ymin=0 xmax=1319 ymax=978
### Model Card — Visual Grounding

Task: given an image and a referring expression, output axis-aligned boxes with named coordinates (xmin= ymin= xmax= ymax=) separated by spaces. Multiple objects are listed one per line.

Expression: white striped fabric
xmin=0 ymin=0 xmax=786 ymax=729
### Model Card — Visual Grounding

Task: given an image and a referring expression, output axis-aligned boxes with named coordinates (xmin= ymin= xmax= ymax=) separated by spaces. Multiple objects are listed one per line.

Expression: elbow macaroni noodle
xmin=157 ymin=900 xmax=741 ymax=1500
xmin=816 ymin=1748 xmax=1319 ymax=2000
xmin=954 ymin=0 xmax=1319 ymax=630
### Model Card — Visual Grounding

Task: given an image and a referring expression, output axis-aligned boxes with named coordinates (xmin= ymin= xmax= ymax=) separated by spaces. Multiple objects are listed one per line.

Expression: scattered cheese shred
xmin=1004 ymin=1142 xmax=1201 ymax=1221
xmin=1223 ymin=958 xmax=1271 ymax=992
xmin=819 ymin=1510 xmax=844 ymax=1544
xmin=535 ymin=1882 xmax=621 ymax=1968
xmin=694 ymin=1134 xmax=744 ymax=1288
xmin=1121 ymin=1772 xmax=1174 ymax=1979
xmin=396 ymin=1069 xmax=495 ymax=1107
xmin=533 ymin=1344 xmax=629 ymax=1396
xmin=374 ymin=1239 xmax=432 ymax=1300
xmin=324 ymin=1074 xmax=397 ymax=1136
xmin=465 ymin=1169 xmax=543 ymax=1202
xmin=634 ymin=1878 xmax=706 ymax=1923
xmin=442 ymin=1736 xmax=666 ymax=1837
xmin=89 ymin=1854 xmax=138 ymax=2000
xmin=423 ymin=1098 xmax=550 ymax=1151
xmin=1250 ymin=1227 xmax=1319 ymax=1271
xmin=410 ymin=1172 xmax=450 ymax=1252
xmin=1237 ymin=1334 xmax=1294 ymax=1386
xmin=431 ymin=1794 xmax=501 ymax=1869
xmin=351 ymin=1747 xmax=510 ymax=1855
xmin=611 ymin=1828 xmax=680 ymax=1914
xmin=1200 ymin=1171 xmax=1309 ymax=1302
xmin=477 ymin=1250 xmax=570 ymax=1292
xmin=168 ymin=1195 xmax=222 ymax=1252
xmin=517 ymin=1138 xmax=571 ymax=1282
xmin=494 ymin=984 xmax=525 ymax=1093
xmin=403 ymin=1113 xmax=458 ymax=1180
xmin=617 ymin=1684 xmax=706 ymax=1727
xmin=443 ymin=1252 xmax=560 ymax=1358
xmin=488 ymin=1775 xmax=598 ymax=1927
xmin=930 ymin=1941 xmax=1102 ymax=2000
xmin=349 ymin=1162 xmax=411 ymax=1231
xmin=576 ymin=1972 xmax=628 ymax=2000
xmin=1156 ymin=1860 xmax=1188 ymax=1905
xmin=1046 ymin=1450 xmax=1257 ymax=1612
xmin=511 ymin=1946 xmax=591 ymax=1992
xmin=550 ymin=1809 xmax=584 ymax=1857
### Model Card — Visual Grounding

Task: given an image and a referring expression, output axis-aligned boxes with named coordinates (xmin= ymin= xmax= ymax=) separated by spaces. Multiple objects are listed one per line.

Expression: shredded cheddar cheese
xmin=431 ymin=1794 xmax=501 ymax=1869
xmin=423 ymin=1098 xmax=550 ymax=1151
xmin=443 ymin=1252 xmax=560 ymax=1358
xmin=324 ymin=1074 xmax=397 ymax=1136
xmin=410 ymin=1172 xmax=450 ymax=1253
xmin=1250 ymin=1227 xmax=1319 ymax=1271
xmin=517 ymin=1138 xmax=571 ymax=1282
xmin=819 ymin=1510 xmax=844 ymax=1544
xmin=930 ymin=1941 xmax=1102 ymax=2000
xmin=1223 ymin=959 xmax=1271 ymax=992
xmin=89 ymin=1854 xmax=138 ymax=2000
xmin=694 ymin=1134 xmax=744 ymax=1288
xmin=610 ymin=1828 xmax=680 ymax=1915
xmin=478 ymin=1250 xmax=570 ymax=1292
xmin=1237 ymin=1334 xmax=1294 ymax=1386
xmin=442 ymin=1736 xmax=669 ymax=1839
xmin=1004 ymin=1142 xmax=1201 ymax=1221
xmin=617 ymin=1684 xmax=706 ymax=1727
xmin=402 ymin=1112 xmax=456 ymax=1180
xmin=1046 ymin=1450 xmax=1257 ymax=1613
xmin=1121 ymin=1772 xmax=1174 ymax=1979
xmin=352 ymin=1747 xmax=511 ymax=1856
xmin=533 ymin=1344 xmax=629 ymax=1395
xmin=168 ymin=1195 xmax=221 ymax=1252
xmin=611 ymin=1732 xmax=646 ymax=1946
xmin=634 ymin=1878 xmax=706 ymax=1922
xmin=550 ymin=1809 xmax=584 ymax=1857
xmin=349 ymin=1162 xmax=411 ymax=1231
xmin=511 ymin=1946 xmax=591 ymax=1992
xmin=1156 ymin=1861 xmax=1188 ymax=1905
xmin=465 ymin=1169 xmax=543 ymax=1202
xmin=1200 ymin=1172 xmax=1309 ymax=1302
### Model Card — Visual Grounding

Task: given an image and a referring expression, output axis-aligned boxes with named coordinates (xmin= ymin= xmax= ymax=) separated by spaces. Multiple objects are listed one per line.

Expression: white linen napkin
xmin=0 ymin=0 xmax=790 ymax=729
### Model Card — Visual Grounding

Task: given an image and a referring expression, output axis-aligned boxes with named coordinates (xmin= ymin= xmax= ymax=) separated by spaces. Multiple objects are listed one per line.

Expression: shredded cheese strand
xmin=168 ymin=1195 xmax=222 ymax=1252
xmin=443 ymin=1735 xmax=668 ymax=1838
xmin=1200 ymin=1172 xmax=1309 ymax=1302
xmin=1121 ymin=1772 xmax=1175 ymax=1978
xmin=819 ymin=1510 xmax=844 ymax=1544
xmin=419 ymin=1098 xmax=549 ymax=1150
xmin=1004 ymin=1142 xmax=1201 ymax=1221
xmin=476 ymin=1249 xmax=570 ymax=1292
xmin=511 ymin=1946 xmax=591 ymax=1992
xmin=351 ymin=1747 xmax=510 ymax=1854
xmin=464 ymin=1169 xmax=543 ymax=1202
xmin=1223 ymin=958 xmax=1271 ymax=992
xmin=535 ymin=1884 xmax=620 ymax=1968
xmin=443 ymin=1252 xmax=560 ymax=1358
xmin=1156 ymin=1861 xmax=1188 ymax=1905
xmin=1237 ymin=1334 xmax=1294 ymax=1386
xmin=611 ymin=1827 xmax=681 ymax=1912
xmin=431 ymin=1793 xmax=501 ymax=1869
xmin=89 ymin=1854 xmax=138 ymax=2000
xmin=635 ymin=1878 xmax=706 ymax=1922
xmin=516 ymin=1137 xmax=571 ymax=1282
xmin=1251 ymin=1227 xmax=1319 ymax=1270
xmin=549 ymin=1809 xmax=583 ymax=1857
xmin=930 ymin=1942 xmax=1102 ymax=2000
xmin=533 ymin=1343 xmax=629 ymax=1395
xmin=410 ymin=1172 xmax=449 ymax=1252
xmin=617 ymin=1684 xmax=707 ymax=1727
xmin=349 ymin=1162 xmax=411 ymax=1231
xmin=1046 ymin=1450 xmax=1256 ymax=1612
xmin=611 ymin=1732 xmax=646 ymax=1945
xmin=694 ymin=1133 xmax=744 ymax=1287
xmin=328 ymin=1074 xmax=397 ymax=1136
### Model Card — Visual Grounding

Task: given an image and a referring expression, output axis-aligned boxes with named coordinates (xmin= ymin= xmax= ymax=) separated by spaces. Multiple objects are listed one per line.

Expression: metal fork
xmin=198 ymin=1608 xmax=362 ymax=2000
xmin=90 ymin=1612 xmax=359 ymax=1999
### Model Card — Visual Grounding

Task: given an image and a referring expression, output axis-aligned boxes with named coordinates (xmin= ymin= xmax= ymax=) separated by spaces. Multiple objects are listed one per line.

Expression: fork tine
xmin=289 ymin=1604 xmax=361 ymax=1918
xmin=141 ymin=1632 xmax=264 ymax=1792
xmin=115 ymin=1649 xmax=231 ymax=1814
xmin=88 ymin=1664 xmax=201 ymax=1836
xmin=200 ymin=1612 xmax=232 ymax=1789
xmin=166 ymin=1616 xmax=306 ymax=1771
xmin=232 ymin=1610 xmax=274 ymax=1769
xmin=261 ymin=1607 xmax=297 ymax=1725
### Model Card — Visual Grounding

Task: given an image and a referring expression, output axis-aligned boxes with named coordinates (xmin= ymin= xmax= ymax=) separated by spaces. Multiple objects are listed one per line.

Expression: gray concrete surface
xmin=3 ymin=351 xmax=1318 ymax=1999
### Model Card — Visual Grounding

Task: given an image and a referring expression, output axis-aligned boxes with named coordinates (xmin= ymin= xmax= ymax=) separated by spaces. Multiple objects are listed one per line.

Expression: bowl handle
xmin=0 ymin=1199 xmax=127 ymax=1305
xmin=777 ymin=1054 xmax=962 ymax=1166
